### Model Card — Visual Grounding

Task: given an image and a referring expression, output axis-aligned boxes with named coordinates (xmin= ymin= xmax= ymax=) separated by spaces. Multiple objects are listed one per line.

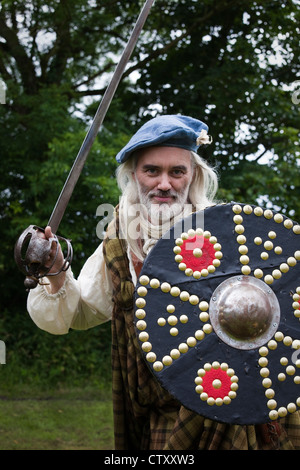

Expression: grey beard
xmin=136 ymin=184 xmax=190 ymax=225
xmin=135 ymin=182 xmax=191 ymax=255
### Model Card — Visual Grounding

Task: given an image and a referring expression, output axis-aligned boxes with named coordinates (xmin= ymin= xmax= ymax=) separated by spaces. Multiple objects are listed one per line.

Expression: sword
xmin=14 ymin=0 xmax=155 ymax=290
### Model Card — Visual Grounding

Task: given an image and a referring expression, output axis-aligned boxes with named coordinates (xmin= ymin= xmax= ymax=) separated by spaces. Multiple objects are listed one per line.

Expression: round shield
xmin=134 ymin=203 xmax=300 ymax=425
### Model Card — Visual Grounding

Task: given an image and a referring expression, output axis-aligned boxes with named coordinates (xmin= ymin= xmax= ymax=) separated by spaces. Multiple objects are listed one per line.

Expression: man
xmin=27 ymin=114 xmax=300 ymax=450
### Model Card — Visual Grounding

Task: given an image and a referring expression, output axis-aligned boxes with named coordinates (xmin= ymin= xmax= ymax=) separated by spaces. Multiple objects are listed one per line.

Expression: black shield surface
xmin=134 ymin=203 xmax=300 ymax=424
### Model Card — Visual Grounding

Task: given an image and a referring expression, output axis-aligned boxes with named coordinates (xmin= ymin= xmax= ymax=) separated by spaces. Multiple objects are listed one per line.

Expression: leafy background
xmin=0 ymin=0 xmax=299 ymax=390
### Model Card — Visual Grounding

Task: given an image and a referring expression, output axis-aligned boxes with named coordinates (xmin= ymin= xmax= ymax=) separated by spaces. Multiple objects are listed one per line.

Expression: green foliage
xmin=119 ymin=0 xmax=300 ymax=218
xmin=0 ymin=0 xmax=299 ymax=390
xmin=0 ymin=308 xmax=112 ymax=390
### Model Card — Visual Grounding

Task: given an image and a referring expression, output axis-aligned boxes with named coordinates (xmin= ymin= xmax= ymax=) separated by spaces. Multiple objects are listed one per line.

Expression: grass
xmin=0 ymin=383 xmax=114 ymax=450
xmin=0 ymin=323 xmax=115 ymax=450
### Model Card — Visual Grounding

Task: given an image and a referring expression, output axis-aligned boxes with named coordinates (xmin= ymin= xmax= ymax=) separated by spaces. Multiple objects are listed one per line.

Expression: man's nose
xmin=157 ymin=173 xmax=172 ymax=191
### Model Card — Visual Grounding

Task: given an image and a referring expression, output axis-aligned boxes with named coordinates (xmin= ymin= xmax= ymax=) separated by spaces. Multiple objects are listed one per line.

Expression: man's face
xmin=133 ymin=146 xmax=194 ymax=222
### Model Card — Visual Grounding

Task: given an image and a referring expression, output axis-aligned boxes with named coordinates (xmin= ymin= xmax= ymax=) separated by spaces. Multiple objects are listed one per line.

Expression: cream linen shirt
xmin=27 ymin=242 xmax=138 ymax=335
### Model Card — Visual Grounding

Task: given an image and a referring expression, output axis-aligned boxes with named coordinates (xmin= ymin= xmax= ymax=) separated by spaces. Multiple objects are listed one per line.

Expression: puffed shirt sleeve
xmin=27 ymin=243 xmax=114 ymax=335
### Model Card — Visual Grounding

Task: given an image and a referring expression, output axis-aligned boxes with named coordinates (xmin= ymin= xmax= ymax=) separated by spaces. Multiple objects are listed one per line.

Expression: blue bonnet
xmin=116 ymin=114 xmax=212 ymax=163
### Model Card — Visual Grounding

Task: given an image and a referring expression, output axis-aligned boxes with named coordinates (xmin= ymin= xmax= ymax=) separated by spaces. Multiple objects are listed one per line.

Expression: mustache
xmin=148 ymin=189 xmax=178 ymax=199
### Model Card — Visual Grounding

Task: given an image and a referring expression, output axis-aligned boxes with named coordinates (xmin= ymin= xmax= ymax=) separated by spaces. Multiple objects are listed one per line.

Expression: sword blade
xmin=48 ymin=0 xmax=155 ymax=233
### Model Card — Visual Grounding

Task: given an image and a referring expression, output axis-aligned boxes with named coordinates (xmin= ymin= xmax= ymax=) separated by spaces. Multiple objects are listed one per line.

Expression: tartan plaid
xmin=102 ymin=209 xmax=300 ymax=450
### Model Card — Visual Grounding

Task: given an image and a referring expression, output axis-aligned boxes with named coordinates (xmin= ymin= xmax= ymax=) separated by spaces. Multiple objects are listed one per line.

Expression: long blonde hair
xmin=115 ymin=150 xmax=219 ymax=261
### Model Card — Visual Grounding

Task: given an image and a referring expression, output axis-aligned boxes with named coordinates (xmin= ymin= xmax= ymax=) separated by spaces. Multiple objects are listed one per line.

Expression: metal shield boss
xmin=134 ymin=203 xmax=300 ymax=424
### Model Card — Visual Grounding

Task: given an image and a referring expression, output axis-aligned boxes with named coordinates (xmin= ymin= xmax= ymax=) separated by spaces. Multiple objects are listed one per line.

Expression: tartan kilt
xmin=102 ymin=211 xmax=300 ymax=450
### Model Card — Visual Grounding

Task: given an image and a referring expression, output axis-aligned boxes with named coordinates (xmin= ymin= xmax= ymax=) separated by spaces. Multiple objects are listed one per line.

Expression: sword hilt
xmin=14 ymin=225 xmax=73 ymax=290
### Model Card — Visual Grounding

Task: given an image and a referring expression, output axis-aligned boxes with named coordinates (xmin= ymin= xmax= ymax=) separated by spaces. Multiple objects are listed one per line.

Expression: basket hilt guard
xmin=14 ymin=225 xmax=73 ymax=290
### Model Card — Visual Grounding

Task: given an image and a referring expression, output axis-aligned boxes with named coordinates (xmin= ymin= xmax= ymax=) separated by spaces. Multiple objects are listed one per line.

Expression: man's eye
xmin=172 ymin=169 xmax=184 ymax=176
xmin=146 ymin=168 xmax=158 ymax=175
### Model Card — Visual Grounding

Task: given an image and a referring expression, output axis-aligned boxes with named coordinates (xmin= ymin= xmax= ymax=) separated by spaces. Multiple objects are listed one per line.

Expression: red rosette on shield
xmin=134 ymin=202 xmax=300 ymax=424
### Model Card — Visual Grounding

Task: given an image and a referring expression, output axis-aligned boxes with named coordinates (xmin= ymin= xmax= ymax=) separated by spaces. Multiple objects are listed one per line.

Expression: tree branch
xmin=71 ymin=0 xmax=248 ymax=98
xmin=0 ymin=50 xmax=12 ymax=82
xmin=45 ymin=0 xmax=72 ymax=84
xmin=73 ymin=61 xmax=116 ymax=90
xmin=0 ymin=10 xmax=38 ymax=93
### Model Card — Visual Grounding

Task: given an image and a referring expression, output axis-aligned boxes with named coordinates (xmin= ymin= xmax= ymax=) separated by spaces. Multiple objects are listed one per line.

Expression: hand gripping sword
xmin=14 ymin=0 xmax=155 ymax=290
